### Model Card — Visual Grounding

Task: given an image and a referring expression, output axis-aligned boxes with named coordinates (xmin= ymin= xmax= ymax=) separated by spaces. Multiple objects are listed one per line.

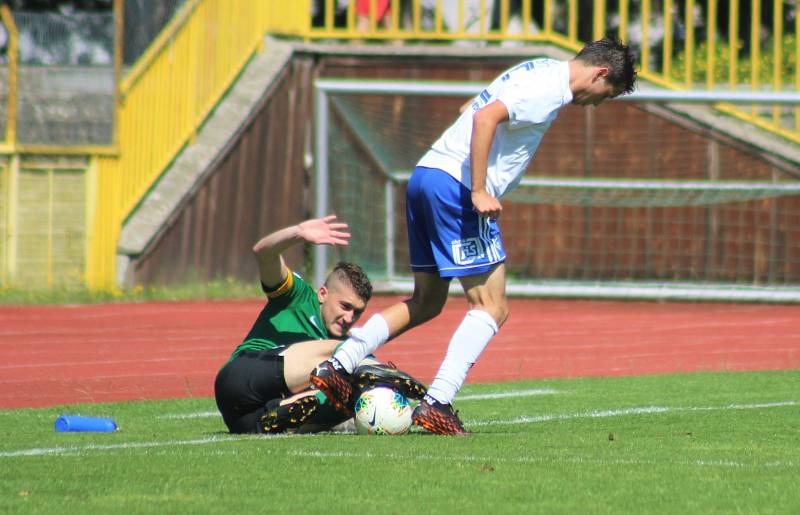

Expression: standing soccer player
xmin=311 ymin=37 xmax=638 ymax=435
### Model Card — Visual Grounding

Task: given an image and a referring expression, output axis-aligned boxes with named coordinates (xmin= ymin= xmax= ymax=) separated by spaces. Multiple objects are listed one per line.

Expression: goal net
xmin=313 ymin=80 xmax=800 ymax=303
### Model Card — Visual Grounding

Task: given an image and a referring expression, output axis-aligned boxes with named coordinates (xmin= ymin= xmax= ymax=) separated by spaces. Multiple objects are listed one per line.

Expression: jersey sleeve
xmin=262 ymin=268 xmax=295 ymax=298
xmin=261 ymin=269 xmax=311 ymax=307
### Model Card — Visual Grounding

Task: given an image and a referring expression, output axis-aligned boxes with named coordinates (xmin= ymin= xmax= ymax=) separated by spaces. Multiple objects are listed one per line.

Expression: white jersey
xmin=417 ymin=59 xmax=572 ymax=199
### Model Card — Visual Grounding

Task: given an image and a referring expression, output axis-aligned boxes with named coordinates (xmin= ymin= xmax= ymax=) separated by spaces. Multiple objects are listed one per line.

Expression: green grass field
xmin=2 ymin=370 xmax=798 ymax=514
xmin=0 ymin=278 xmax=262 ymax=305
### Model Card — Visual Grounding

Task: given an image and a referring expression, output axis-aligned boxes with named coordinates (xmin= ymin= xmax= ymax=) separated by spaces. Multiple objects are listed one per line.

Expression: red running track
xmin=1 ymin=296 xmax=798 ymax=408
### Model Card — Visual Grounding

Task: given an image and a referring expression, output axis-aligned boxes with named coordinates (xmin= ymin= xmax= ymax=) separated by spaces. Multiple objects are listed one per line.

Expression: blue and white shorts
xmin=406 ymin=166 xmax=506 ymax=278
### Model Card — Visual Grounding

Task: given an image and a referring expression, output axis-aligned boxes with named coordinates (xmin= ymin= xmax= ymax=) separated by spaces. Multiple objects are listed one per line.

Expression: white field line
xmin=459 ymin=388 xmax=559 ymax=400
xmin=157 ymin=388 xmax=561 ymax=420
xmin=159 ymin=411 xmax=220 ymax=420
xmin=2 ymin=399 xmax=795 ymax=460
xmin=0 ymin=435 xmax=254 ymax=458
xmin=2 ymin=435 xmax=796 ymax=469
xmin=468 ymin=401 xmax=798 ymax=427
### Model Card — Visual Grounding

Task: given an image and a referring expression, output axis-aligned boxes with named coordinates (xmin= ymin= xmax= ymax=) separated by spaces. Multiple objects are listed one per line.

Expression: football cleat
xmin=412 ymin=397 xmax=470 ymax=436
xmin=310 ymin=359 xmax=354 ymax=415
xmin=352 ymin=362 xmax=427 ymax=401
xmin=259 ymin=394 xmax=320 ymax=434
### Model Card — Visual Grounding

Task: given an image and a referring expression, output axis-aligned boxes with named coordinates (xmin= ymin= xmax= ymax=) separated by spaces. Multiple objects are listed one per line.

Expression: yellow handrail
xmin=87 ymin=0 xmax=270 ymax=288
xmin=641 ymin=0 xmax=651 ymax=76
xmin=1 ymin=5 xmax=17 ymax=146
xmin=685 ymin=0 xmax=694 ymax=88
xmin=728 ymin=0 xmax=738 ymax=90
xmin=593 ymin=0 xmax=604 ymax=42
xmin=283 ymin=0 xmax=798 ymax=144
xmin=663 ymin=0 xmax=673 ymax=79
xmin=618 ymin=0 xmax=628 ymax=43
xmin=751 ymin=0 xmax=760 ymax=116
xmin=707 ymin=0 xmax=716 ymax=90
xmin=773 ymin=0 xmax=782 ymax=125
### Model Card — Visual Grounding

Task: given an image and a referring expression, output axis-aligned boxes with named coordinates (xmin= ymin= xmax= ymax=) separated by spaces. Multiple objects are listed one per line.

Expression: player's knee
xmin=409 ymin=292 xmax=446 ymax=322
xmin=470 ymin=299 xmax=508 ymax=328
xmin=416 ymin=301 xmax=444 ymax=323
xmin=495 ymin=301 xmax=509 ymax=328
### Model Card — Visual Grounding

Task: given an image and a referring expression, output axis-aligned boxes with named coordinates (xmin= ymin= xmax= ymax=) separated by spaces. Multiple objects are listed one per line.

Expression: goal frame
xmin=313 ymin=78 xmax=800 ymax=303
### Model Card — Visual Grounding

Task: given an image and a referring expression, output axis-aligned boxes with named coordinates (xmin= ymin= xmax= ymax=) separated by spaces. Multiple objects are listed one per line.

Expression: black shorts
xmin=214 ymin=348 xmax=291 ymax=434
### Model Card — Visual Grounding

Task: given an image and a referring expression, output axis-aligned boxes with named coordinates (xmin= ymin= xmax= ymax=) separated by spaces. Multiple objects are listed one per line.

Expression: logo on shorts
xmin=452 ymin=237 xmax=485 ymax=265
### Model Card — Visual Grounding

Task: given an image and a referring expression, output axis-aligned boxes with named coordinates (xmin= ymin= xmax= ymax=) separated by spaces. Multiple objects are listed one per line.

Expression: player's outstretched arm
xmin=253 ymin=215 xmax=351 ymax=289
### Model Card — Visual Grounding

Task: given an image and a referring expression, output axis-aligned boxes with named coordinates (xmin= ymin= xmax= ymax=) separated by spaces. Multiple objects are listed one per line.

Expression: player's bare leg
xmin=458 ymin=264 xmax=509 ymax=327
xmin=280 ymin=339 xmax=341 ymax=393
xmin=254 ymin=341 xmax=340 ymax=433
xmin=312 ymin=272 xmax=449 ymax=413
xmin=264 ymin=339 xmax=416 ymax=433
xmin=413 ymin=264 xmax=508 ymax=435
xmin=376 ymin=270 xmax=452 ymax=339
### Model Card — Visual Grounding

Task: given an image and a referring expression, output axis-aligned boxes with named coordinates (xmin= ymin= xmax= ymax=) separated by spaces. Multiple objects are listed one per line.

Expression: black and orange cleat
xmin=259 ymin=394 xmax=320 ymax=434
xmin=412 ymin=396 xmax=470 ymax=436
xmin=310 ymin=359 xmax=354 ymax=416
xmin=352 ymin=362 xmax=427 ymax=401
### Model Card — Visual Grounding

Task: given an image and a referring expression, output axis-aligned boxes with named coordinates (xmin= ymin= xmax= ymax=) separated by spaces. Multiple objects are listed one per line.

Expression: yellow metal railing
xmin=0 ymin=5 xmax=18 ymax=150
xmin=1 ymin=0 xmax=272 ymax=289
xmin=267 ymin=0 xmax=800 ymax=144
xmin=87 ymin=0 xmax=270 ymax=288
xmin=265 ymin=0 xmax=310 ymax=35
xmin=113 ymin=0 xmax=265 ymax=220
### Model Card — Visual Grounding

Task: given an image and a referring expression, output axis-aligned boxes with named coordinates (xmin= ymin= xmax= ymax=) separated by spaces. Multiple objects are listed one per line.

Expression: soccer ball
xmin=354 ymin=386 xmax=413 ymax=435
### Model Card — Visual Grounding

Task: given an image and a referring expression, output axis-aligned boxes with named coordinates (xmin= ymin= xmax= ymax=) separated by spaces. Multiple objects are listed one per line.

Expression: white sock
xmin=332 ymin=314 xmax=390 ymax=373
xmin=426 ymin=310 xmax=498 ymax=405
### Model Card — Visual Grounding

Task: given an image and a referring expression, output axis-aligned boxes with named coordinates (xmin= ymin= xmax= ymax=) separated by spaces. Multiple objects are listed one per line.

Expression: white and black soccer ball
xmin=354 ymin=386 xmax=413 ymax=435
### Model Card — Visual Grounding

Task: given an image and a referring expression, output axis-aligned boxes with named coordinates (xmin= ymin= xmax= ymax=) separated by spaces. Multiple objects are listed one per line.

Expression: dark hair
xmin=575 ymin=37 xmax=638 ymax=95
xmin=326 ymin=261 xmax=373 ymax=303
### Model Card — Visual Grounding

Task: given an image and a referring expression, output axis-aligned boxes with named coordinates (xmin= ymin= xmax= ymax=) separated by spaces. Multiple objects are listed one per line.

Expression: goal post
xmin=313 ymin=79 xmax=800 ymax=303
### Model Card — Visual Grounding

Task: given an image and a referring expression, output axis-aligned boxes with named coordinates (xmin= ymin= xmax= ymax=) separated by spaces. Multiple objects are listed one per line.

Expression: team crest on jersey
xmin=452 ymin=237 xmax=485 ymax=265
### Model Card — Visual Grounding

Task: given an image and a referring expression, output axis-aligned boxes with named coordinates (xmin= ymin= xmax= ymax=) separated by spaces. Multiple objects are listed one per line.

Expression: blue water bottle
xmin=55 ymin=415 xmax=118 ymax=432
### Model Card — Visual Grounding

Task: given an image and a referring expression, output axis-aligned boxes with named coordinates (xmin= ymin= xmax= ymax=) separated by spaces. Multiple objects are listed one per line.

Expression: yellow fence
xmin=86 ymin=0 xmax=271 ymax=288
xmin=269 ymin=0 xmax=800 ymax=143
xmin=1 ymin=0 xmax=798 ymax=290
xmin=1 ymin=0 xmax=274 ymax=289
xmin=0 ymin=5 xmax=18 ymax=151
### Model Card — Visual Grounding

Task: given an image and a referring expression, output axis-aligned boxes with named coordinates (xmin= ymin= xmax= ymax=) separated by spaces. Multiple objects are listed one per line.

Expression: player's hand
xmin=471 ymin=190 xmax=502 ymax=220
xmin=297 ymin=215 xmax=351 ymax=246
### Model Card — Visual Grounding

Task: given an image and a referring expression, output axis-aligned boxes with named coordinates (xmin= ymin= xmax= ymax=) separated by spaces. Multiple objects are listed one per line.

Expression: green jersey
xmin=229 ymin=270 xmax=330 ymax=361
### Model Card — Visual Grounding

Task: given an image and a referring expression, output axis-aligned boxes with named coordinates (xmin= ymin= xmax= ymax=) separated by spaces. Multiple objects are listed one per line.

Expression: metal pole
xmin=385 ymin=179 xmax=395 ymax=280
xmin=1 ymin=5 xmax=18 ymax=145
xmin=315 ymin=79 xmax=800 ymax=105
xmin=113 ymin=0 xmax=123 ymax=147
xmin=313 ymin=86 xmax=329 ymax=286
